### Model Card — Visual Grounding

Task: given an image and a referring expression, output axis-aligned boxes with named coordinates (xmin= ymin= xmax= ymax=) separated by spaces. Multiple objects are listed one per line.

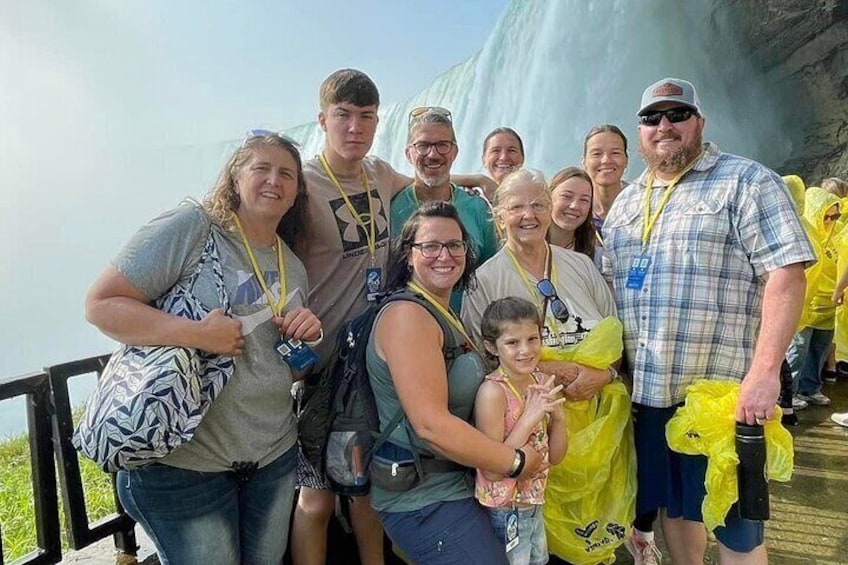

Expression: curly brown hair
xmin=204 ymin=133 xmax=307 ymax=247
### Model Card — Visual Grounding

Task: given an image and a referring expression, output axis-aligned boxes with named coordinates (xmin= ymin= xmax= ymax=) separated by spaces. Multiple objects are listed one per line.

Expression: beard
xmin=639 ymin=130 xmax=703 ymax=177
xmin=417 ymin=169 xmax=450 ymax=189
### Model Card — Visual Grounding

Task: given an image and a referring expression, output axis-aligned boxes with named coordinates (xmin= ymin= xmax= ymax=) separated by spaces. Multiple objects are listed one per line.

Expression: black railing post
xmin=0 ymin=371 xmax=62 ymax=565
xmin=45 ymin=355 xmax=138 ymax=557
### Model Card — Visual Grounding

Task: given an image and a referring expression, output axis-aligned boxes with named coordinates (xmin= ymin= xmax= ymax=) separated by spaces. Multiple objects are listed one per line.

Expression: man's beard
xmin=418 ymin=169 xmax=450 ymax=188
xmin=639 ymin=132 xmax=703 ymax=177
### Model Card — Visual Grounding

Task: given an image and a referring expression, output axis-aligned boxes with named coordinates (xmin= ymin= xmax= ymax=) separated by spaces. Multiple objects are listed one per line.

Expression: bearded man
xmin=602 ymin=78 xmax=814 ymax=565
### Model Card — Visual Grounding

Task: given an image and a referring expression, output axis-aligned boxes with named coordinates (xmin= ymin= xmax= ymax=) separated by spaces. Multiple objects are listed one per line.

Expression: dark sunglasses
xmin=638 ymin=107 xmax=699 ymax=127
xmin=536 ymin=278 xmax=570 ymax=323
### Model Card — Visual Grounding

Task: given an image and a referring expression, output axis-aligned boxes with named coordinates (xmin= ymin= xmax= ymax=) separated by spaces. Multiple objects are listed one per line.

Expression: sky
xmin=0 ymin=1 xmax=510 ymax=429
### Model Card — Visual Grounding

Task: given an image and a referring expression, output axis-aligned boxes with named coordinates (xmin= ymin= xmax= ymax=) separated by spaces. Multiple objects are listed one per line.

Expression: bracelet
xmin=506 ymin=448 xmax=526 ymax=479
xmin=607 ymin=366 xmax=619 ymax=383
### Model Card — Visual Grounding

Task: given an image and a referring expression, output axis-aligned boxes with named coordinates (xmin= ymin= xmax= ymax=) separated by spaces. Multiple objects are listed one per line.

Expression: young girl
xmin=475 ymin=297 xmax=568 ymax=565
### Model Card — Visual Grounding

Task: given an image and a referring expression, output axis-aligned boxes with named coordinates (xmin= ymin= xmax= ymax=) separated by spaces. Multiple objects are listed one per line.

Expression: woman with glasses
xmin=84 ymin=131 xmax=321 ymax=564
xmin=368 ymin=201 xmax=547 ymax=564
xmin=462 ymin=168 xmax=617 ymax=400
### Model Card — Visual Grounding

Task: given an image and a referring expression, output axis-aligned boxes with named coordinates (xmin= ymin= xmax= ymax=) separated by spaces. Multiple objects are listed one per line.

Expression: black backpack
xmin=319 ymin=290 xmax=464 ymax=496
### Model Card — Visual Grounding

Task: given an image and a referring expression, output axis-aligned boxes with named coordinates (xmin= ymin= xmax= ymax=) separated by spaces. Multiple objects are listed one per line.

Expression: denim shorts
xmin=117 ymin=445 xmax=296 ymax=564
xmin=487 ymin=505 xmax=548 ymax=565
xmin=633 ymin=404 xmax=764 ymax=553
xmin=380 ymin=498 xmax=509 ymax=564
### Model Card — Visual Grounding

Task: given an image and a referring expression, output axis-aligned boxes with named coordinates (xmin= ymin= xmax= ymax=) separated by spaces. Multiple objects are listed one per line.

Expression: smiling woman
xmin=81 ymin=131 xmax=321 ymax=564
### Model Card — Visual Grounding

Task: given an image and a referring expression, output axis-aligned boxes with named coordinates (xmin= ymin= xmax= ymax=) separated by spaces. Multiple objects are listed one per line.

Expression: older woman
xmin=463 ymin=169 xmax=617 ymax=400
xmin=84 ymin=131 xmax=321 ymax=564
xmin=368 ymin=201 xmax=546 ymax=564
xmin=547 ymin=166 xmax=596 ymax=260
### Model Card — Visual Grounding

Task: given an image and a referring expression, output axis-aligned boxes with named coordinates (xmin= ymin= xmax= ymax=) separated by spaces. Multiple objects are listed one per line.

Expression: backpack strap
xmin=370 ymin=289 xmax=470 ymax=476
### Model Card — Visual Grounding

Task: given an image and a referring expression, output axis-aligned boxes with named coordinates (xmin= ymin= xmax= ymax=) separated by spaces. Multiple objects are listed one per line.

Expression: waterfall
xmin=287 ymin=0 xmax=795 ymax=177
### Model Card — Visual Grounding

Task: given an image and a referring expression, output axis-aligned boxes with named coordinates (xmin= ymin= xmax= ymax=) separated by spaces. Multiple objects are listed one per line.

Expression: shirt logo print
xmin=330 ymin=189 xmax=389 ymax=253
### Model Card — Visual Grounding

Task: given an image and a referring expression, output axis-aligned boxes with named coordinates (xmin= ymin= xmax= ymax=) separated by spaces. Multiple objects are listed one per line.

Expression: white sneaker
xmin=831 ymin=412 xmax=848 ymax=427
xmin=624 ymin=529 xmax=662 ymax=565
xmin=792 ymin=395 xmax=809 ymax=410
xmin=797 ymin=392 xmax=831 ymax=406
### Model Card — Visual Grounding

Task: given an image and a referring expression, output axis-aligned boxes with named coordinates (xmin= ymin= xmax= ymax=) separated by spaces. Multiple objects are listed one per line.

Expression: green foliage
xmin=0 ymin=426 xmax=115 ymax=562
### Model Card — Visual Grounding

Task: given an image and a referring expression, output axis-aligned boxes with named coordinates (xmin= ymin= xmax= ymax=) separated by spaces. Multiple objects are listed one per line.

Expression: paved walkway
xmin=62 ymin=380 xmax=848 ymax=564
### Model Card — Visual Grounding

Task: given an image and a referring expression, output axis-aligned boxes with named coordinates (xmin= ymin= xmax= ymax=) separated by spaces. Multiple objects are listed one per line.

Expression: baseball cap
xmin=637 ymin=78 xmax=701 ymax=116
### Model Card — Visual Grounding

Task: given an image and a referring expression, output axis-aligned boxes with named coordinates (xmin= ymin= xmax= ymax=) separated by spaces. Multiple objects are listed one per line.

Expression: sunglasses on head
xmin=638 ymin=107 xmax=699 ymax=127
xmin=408 ymin=106 xmax=452 ymax=126
xmin=536 ymin=278 xmax=570 ymax=323
xmin=242 ymin=128 xmax=300 ymax=148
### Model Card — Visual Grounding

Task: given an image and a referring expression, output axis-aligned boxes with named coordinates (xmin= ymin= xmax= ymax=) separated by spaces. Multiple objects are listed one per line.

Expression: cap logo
xmin=652 ymin=82 xmax=683 ymax=98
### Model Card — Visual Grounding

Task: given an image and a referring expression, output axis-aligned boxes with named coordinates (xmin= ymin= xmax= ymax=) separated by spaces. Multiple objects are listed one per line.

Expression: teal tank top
xmin=366 ymin=303 xmax=487 ymax=512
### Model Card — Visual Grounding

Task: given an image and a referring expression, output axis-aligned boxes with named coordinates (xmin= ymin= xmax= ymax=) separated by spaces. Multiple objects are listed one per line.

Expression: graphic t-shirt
xmin=294 ymin=155 xmax=403 ymax=369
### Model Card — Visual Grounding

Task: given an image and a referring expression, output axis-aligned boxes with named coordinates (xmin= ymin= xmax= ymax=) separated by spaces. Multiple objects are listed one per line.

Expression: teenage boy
xmin=291 ymin=68 xmax=409 ymax=565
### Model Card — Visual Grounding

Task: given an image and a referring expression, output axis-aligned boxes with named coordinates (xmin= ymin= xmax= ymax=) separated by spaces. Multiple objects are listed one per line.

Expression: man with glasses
xmin=603 ymin=78 xmax=815 ymax=564
xmin=391 ymin=106 xmax=499 ymax=310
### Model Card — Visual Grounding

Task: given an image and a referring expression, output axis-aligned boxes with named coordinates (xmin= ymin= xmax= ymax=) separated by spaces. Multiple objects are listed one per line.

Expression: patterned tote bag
xmin=73 ymin=229 xmax=234 ymax=472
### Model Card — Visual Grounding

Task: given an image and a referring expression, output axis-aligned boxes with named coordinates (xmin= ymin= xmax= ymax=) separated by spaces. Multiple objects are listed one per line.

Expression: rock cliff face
xmin=716 ymin=0 xmax=848 ymax=182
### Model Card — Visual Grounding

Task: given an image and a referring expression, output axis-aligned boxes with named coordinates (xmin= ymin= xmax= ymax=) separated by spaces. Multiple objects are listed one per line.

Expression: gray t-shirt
xmin=113 ymin=203 xmax=307 ymax=472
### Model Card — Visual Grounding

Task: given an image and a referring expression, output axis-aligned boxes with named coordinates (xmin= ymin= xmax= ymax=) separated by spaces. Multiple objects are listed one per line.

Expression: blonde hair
xmin=204 ymin=133 xmax=307 ymax=245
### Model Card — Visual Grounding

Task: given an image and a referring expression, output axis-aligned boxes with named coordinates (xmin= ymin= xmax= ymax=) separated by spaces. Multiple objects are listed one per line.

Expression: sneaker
xmin=797 ymin=392 xmax=831 ymax=406
xmin=822 ymin=369 xmax=838 ymax=383
xmin=792 ymin=395 xmax=809 ymax=410
xmin=832 ymin=412 xmax=848 ymax=427
xmin=624 ymin=529 xmax=662 ymax=565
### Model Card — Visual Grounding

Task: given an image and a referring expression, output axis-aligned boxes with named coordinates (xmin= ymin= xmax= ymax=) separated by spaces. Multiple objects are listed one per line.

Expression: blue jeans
xmin=487 ymin=506 xmax=548 ymax=565
xmin=380 ymin=498 xmax=509 ymax=564
xmin=117 ymin=445 xmax=296 ymax=565
xmin=787 ymin=327 xmax=834 ymax=395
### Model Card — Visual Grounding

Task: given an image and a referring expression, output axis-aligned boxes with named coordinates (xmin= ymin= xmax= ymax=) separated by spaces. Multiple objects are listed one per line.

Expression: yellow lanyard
xmin=232 ymin=215 xmax=287 ymax=316
xmin=497 ymin=368 xmax=546 ymax=433
xmin=407 ymin=281 xmax=480 ymax=355
xmin=319 ymin=153 xmax=377 ymax=261
xmin=640 ymin=155 xmax=701 ymax=249
xmin=505 ymin=245 xmax=561 ymax=332
xmin=411 ymin=183 xmax=454 ymax=206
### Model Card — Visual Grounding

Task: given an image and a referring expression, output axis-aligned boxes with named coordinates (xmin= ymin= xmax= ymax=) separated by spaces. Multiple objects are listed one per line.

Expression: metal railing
xmin=0 ymin=354 xmax=137 ymax=565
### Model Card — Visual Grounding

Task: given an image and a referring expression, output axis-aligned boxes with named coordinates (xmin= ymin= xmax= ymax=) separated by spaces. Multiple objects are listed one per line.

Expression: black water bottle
xmin=735 ymin=423 xmax=770 ymax=520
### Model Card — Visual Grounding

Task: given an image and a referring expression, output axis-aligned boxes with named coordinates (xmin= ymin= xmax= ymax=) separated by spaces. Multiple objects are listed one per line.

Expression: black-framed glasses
xmin=536 ymin=278 xmax=570 ymax=323
xmin=242 ymin=128 xmax=300 ymax=148
xmin=408 ymin=106 xmax=452 ymax=126
xmin=409 ymin=140 xmax=455 ymax=156
xmin=638 ymin=107 xmax=699 ymax=127
xmin=411 ymin=240 xmax=468 ymax=258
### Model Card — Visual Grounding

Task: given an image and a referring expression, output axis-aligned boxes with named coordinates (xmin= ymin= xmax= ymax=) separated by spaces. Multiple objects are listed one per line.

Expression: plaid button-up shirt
xmin=603 ymin=143 xmax=815 ymax=407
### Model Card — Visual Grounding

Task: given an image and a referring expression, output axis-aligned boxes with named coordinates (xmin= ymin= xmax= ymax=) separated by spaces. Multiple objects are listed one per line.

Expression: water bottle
xmin=735 ymin=423 xmax=770 ymax=520
xmin=351 ymin=439 xmax=368 ymax=487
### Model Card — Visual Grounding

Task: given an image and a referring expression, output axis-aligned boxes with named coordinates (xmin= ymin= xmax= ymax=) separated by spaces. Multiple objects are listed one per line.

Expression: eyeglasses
xmin=411 ymin=240 xmax=468 ymax=258
xmin=503 ymin=201 xmax=551 ymax=216
xmin=638 ymin=107 xmax=699 ymax=126
xmin=242 ymin=128 xmax=300 ymax=148
xmin=408 ymin=106 xmax=452 ymax=126
xmin=409 ymin=140 xmax=455 ymax=156
xmin=824 ymin=212 xmax=841 ymax=222
xmin=536 ymin=278 xmax=570 ymax=323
